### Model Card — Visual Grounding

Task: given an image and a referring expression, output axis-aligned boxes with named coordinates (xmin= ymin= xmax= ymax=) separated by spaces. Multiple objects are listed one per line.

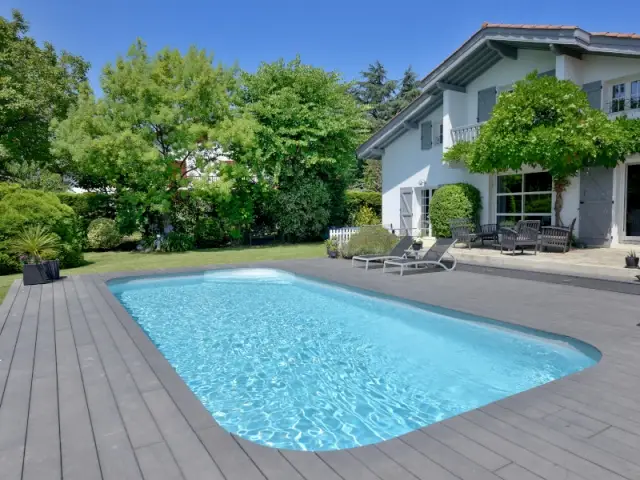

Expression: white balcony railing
xmin=451 ymin=122 xmax=484 ymax=145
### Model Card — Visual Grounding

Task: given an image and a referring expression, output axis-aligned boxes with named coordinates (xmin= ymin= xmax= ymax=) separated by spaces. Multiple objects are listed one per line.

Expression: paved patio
xmin=1 ymin=258 xmax=640 ymax=480
xmin=425 ymin=239 xmax=640 ymax=282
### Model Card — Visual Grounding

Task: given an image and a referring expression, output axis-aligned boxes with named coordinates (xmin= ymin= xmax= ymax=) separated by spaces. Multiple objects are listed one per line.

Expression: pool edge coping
xmin=92 ymin=262 xmax=618 ymax=451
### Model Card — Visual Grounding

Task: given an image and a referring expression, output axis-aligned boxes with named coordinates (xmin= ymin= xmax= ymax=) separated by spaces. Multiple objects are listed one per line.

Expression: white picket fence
xmin=329 ymin=226 xmax=360 ymax=246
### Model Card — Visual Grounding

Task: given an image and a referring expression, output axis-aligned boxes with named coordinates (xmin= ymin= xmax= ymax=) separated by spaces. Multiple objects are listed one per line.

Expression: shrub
xmin=87 ymin=218 xmax=121 ymax=250
xmin=0 ymin=186 xmax=85 ymax=271
xmin=351 ymin=205 xmax=381 ymax=226
xmin=160 ymin=232 xmax=195 ymax=252
xmin=430 ymin=183 xmax=482 ymax=238
xmin=0 ymin=252 xmax=20 ymax=275
xmin=345 ymin=190 xmax=381 ymax=224
xmin=342 ymin=225 xmax=397 ymax=258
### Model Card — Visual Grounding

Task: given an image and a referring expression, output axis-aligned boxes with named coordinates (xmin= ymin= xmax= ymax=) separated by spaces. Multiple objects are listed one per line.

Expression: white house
xmin=356 ymin=23 xmax=640 ymax=247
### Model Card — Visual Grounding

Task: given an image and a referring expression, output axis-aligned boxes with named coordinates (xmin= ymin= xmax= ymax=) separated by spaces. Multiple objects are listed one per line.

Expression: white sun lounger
xmin=383 ymin=238 xmax=457 ymax=275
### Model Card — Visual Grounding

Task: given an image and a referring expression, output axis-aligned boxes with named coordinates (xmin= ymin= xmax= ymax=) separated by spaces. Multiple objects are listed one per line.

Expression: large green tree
xmin=53 ymin=40 xmax=238 ymax=232
xmin=444 ymin=72 xmax=629 ymax=225
xmin=352 ymin=61 xmax=398 ymax=132
xmin=235 ymin=57 xmax=369 ymax=238
xmin=0 ymin=10 xmax=88 ymax=175
xmin=393 ymin=66 xmax=421 ymax=112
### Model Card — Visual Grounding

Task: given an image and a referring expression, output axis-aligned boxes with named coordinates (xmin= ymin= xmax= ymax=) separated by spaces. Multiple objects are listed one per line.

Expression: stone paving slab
xmin=0 ymin=258 xmax=639 ymax=479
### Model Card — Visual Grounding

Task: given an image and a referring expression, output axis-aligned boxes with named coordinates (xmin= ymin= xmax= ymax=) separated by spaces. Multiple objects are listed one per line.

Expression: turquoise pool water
xmin=109 ymin=268 xmax=599 ymax=451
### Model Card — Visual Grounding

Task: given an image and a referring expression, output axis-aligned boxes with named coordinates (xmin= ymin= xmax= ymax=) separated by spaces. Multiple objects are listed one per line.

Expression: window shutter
xmin=477 ymin=87 xmax=497 ymax=123
xmin=582 ymin=81 xmax=602 ymax=109
xmin=421 ymin=121 xmax=433 ymax=150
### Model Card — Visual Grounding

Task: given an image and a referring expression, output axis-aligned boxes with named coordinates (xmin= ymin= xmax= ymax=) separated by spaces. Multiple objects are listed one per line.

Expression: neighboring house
xmin=178 ymin=145 xmax=234 ymax=183
xmin=357 ymin=23 xmax=640 ymax=247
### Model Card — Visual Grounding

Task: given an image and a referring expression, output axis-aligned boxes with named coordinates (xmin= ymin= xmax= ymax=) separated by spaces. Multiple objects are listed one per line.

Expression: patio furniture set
xmin=449 ymin=218 xmax=576 ymax=255
xmin=350 ymin=218 xmax=575 ymax=275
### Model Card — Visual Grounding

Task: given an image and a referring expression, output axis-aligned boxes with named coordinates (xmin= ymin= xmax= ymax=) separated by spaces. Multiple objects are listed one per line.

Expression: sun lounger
xmin=383 ymin=238 xmax=457 ymax=275
xmin=351 ymin=235 xmax=414 ymax=270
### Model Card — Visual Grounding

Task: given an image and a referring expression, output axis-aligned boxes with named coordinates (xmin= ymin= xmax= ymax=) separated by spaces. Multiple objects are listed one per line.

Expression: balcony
xmin=451 ymin=122 xmax=484 ymax=145
xmin=606 ymin=97 xmax=640 ymax=119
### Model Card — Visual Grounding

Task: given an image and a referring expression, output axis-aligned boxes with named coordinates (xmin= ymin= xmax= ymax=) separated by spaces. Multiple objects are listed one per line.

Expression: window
xmin=631 ymin=81 xmax=640 ymax=109
xmin=612 ymin=83 xmax=626 ymax=112
xmin=496 ymin=172 xmax=552 ymax=226
xmin=420 ymin=188 xmax=437 ymax=236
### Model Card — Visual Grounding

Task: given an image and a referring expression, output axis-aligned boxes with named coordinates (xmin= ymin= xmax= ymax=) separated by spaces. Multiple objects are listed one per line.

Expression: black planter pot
xmin=412 ymin=243 xmax=422 ymax=251
xmin=328 ymin=250 xmax=338 ymax=258
xmin=23 ymin=260 xmax=60 ymax=286
xmin=625 ymin=256 xmax=640 ymax=268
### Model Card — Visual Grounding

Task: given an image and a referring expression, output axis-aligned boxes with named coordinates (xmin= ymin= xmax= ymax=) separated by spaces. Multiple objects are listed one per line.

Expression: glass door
xmin=420 ymin=188 xmax=437 ymax=237
xmin=625 ymin=164 xmax=640 ymax=238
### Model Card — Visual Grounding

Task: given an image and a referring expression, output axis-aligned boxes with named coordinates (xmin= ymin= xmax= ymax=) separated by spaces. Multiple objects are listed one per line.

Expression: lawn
xmin=0 ymin=243 xmax=325 ymax=303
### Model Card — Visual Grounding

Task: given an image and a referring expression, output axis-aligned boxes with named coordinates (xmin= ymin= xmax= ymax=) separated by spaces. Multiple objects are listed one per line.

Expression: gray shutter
xmin=421 ymin=121 xmax=432 ymax=150
xmin=477 ymin=87 xmax=497 ymax=123
xmin=538 ymin=69 xmax=556 ymax=77
xmin=582 ymin=81 xmax=602 ymax=109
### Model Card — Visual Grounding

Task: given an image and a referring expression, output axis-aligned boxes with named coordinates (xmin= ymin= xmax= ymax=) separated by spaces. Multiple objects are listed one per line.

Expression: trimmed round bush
xmin=87 ymin=218 xmax=121 ymax=250
xmin=0 ymin=186 xmax=85 ymax=271
xmin=342 ymin=225 xmax=397 ymax=258
xmin=430 ymin=183 xmax=482 ymax=238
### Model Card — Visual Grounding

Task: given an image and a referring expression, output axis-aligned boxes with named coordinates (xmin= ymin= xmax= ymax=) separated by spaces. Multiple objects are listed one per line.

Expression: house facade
xmin=356 ymin=23 xmax=640 ymax=247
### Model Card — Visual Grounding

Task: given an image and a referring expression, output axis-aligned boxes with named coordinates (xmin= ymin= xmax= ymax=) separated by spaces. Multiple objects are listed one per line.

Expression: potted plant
xmin=625 ymin=250 xmax=639 ymax=268
xmin=324 ymin=239 xmax=339 ymax=258
xmin=412 ymin=238 xmax=424 ymax=251
xmin=11 ymin=225 xmax=61 ymax=285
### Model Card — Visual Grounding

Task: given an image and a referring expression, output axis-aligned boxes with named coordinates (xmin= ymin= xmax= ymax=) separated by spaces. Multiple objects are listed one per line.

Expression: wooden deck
xmin=1 ymin=259 xmax=640 ymax=480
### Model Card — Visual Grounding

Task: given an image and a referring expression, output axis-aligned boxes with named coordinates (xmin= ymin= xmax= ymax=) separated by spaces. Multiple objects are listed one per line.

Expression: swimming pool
xmin=109 ymin=268 xmax=599 ymax=451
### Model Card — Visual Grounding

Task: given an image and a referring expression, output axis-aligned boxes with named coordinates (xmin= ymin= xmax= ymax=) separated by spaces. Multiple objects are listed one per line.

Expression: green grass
xmin=0 ymin=243 xmax=324 ymax=303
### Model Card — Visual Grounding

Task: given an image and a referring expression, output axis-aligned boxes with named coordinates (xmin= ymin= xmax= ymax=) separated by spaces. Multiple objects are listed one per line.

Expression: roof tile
xmin=591 ymin=31 xmax=640 ymax=39
xmin=482 ymin=22 xmax=640 ymax=38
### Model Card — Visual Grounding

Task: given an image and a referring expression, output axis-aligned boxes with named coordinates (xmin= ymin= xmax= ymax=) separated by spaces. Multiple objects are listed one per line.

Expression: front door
xmin=399 ymin=188 xmax=413 ymax=236
xmin=624 ymin=164 xmax=640 ymax=238
xmin=579 ymin=167 xmax=613 ymax=246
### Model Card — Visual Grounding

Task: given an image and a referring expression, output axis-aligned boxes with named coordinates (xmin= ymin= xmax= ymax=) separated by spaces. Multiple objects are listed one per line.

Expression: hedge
xmin=430 ymin=183 xmax=482 ymax=238
xmin=57 ymin=192 xmax=116 ymax=230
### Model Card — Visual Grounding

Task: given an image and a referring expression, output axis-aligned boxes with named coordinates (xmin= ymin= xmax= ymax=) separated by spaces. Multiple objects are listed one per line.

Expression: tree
xmin=352 ymin=61 xmax=398 ymax=132
xmin=362 ymin=159 xmax=382 ymax=192
xmin=394 ymin=66 xmax=421 ymax=111
xmin=444 ymin=72 xmax=629 ymax=225
xmin=0 ymin=10 xmax=88 ymax=175
xmin=53 ymin=40 xmax=238 ymax=233
xmin=236 ymin=57 xmax=369 ymax=238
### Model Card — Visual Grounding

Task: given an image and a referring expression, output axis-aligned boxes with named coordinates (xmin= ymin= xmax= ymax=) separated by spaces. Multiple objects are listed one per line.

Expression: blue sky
xmin=2 ymin=0 xmax=639 ymax=92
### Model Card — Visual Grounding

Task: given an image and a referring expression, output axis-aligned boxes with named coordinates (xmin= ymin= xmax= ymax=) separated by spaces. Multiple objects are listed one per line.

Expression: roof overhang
xmin=357 ymin=24 xmax=640 ymax=160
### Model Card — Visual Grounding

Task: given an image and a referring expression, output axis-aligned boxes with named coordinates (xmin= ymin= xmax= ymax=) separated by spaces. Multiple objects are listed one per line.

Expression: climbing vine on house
xmin=444 ymin=72 xmax=632 ymax=225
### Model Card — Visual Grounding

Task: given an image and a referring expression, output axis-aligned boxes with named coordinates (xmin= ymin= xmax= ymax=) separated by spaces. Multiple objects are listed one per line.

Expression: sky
xmin=2 ymin=0 xmax=640 ymax=92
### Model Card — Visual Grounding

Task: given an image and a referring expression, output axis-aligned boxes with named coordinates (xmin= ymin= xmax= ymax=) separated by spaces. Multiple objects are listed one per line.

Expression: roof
xmin=483 ymin=23 xmax=640 ymax=39
xmin=357 ymin=23 xmax=640 ymax=159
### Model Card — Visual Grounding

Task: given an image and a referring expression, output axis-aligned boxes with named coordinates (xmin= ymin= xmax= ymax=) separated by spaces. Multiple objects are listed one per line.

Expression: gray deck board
xmin=347 ymin=445 xmax=419 ymax=480
xmin=0 ymin=259 xmax=640 ymax=479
